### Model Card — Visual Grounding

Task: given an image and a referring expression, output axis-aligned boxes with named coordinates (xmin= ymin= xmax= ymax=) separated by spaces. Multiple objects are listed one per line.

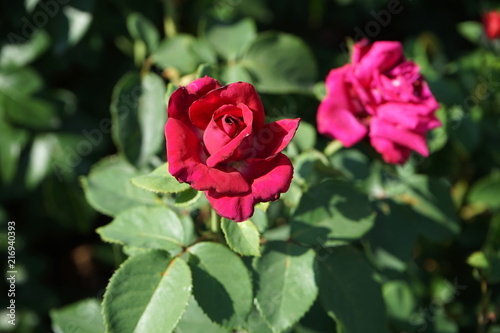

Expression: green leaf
xmin=174 ymin=188 xmax=202 ymax=207
xmin=0 ymin=122 xmax=28 ymax=184
xmin=251 ymin=207 xmax=269 ymax=233
xmin=152 ymin=34 xmax=216 ymax=74
xmin=127 ymin=12 xmax=160 ymax=53
xmin=103 ymin=250 xmax=191 ymax=333
xmin=80 ymin=156 xmax=158 ymax=217
xmin=468 ymin=173 xmax=500 ymax=210
xmin=329 ymin=149 xmax=369 ymax=181
xmin=388 ymin=175 xmax=460 ymax=241
xmin=187 ymin=242 xmax=253 ymax=328
xmin=221 ymin=219 xmax=261 ymax=257
xmin=1 ymin=30 xmax=50 ymax=68
xmin=25 ymin=134 xmax=58 ymax=190
xmin=457 ymin=21 xmax=483 ymax=44
xmin=291 ymin=180 xmax=375 ymax=246
xmin=241 ymin=32 xmax=317 ymax=94
xmin=291 ymin=121 xmax=316 ymax=152
xmin=365 ymin=200 xmax=419 ymax=271
xmin=175 ymin=297 xmax=229 ymax=333
xmin=221 ymin=62 xmax=253 ymax=85
xmin=382 ymin=281 xmax=415 ymax=321
xmin=63 ymin=4 xmax=93 ymax=48
xmin=0 ymin=91 xmax=60 ymax=130
xmin=0 ymin=67 xmax=43 ymax=95
xmin=97 ymin=206 xmax=186 ymax=253
xmin=317 ymin=246 xmax=387 ymax=333
xmin=50 ymin=298 xmax=105 ymax=333
xmin=254 ymin=241 xmax=317 ymax=333
xmin=313 ymin=81 xmax=326 ymax=101
xmin=131 ymin=162 xmax=190 ymax=194
xmin=24 ymin=0 xmax=40 ymax=13
xmin=205 ymin=18 xmax=256 ymax=60
xmin=110 ymin=71 xmax=166 ymax=167
xmin=427 ymin=107 xmax=448 ymax=153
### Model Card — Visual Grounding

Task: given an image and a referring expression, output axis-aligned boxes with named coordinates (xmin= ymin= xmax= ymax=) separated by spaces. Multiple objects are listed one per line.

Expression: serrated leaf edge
xmin=221 ymin=219 xmax=261 ymax=257
xmin=102 ymin=251 xmax=192 ymax=333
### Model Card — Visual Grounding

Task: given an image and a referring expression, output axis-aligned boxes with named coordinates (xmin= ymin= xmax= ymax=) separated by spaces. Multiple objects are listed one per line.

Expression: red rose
xmin=482 ymin=10 xmax=500 ymax=40
xmin=165 ymin=77 xmax=300 ymax=222
xmin=317 ymin=40 xmax=440 ymax=164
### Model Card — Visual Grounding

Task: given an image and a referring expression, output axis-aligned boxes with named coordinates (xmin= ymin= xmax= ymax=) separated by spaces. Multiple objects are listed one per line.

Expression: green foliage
xmin=50 ymin=299 xmax=105 ymax=333
xmin=254 ymin=242 xmax=318 ymax=332
xmin=317 ymin=246 xmax=387 ymax=333
xmin=241 ymin=32 xmax=318 ymax=94
xmin=102 ymin=250 xmax=192 ymax=333
xmin=80 ymin=156 xmax=158 ymax=217
xmin=131 ymin=162 xmax=190 ymax=194
xmin=205 ymin=18 xmax=257 ymax=61
xmin=468 ymin=173 xmax=500 ymax=211
xmin=97 ymin=206 xmax=187 ymax=253
xmin=221 ymin=218 xmax=261 ymax=257
xmin=110 ymin=72 xmax=166 ymax=167
xmin=186 ymin=242 xmax=253 ymax=328
xmin=152 ymin=34 xmax=216 ymax=74
xmin=291 ymin=180 xmax=375 ymax=246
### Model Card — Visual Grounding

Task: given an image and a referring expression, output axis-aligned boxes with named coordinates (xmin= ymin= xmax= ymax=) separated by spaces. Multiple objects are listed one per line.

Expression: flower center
xmin=218 ymin=114 xmax=243 ymax=138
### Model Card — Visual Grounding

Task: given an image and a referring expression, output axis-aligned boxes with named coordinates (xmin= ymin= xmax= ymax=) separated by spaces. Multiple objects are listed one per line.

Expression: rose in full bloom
xmin=317 ymin=40 xmax=441 ymax=164
xmin=482 ymin=10 xmax=500 ymax=40
xmin=165 ymin=77 xmax=300 ymax=222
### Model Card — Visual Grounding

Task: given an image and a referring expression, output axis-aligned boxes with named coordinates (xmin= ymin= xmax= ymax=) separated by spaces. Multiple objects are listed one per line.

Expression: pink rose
xmin=165 ymin=77 xmax=300 ymax=222
xmin=317 ymin=40 xmax=441 ymax=164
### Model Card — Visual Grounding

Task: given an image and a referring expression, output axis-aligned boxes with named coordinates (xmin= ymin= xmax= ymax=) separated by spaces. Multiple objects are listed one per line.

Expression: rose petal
xmin=353 ymin=41 xmax=404 ymax=85
xmin=205 ymin=153 xmax=294 ymax=222
xmin=205 ymin=192 xmax=254 ymax=222
xmin=241 ymin=153 xmax=294 ymax=202
xmin=376 ymin=102 xmax=429 ymax=129
xmin=317 ymin=97 xmax=367 ymax=147
xmin=206 ymin=103 xmax=254 ymax=167
xmin=168 ymin=76 xmax=221 ymax=121
xmin=370 ymin=137 xmax=411 ymax=164
xmin=370 ymin=118 xmax=429 ymax=157
xmin=203 ymin=105 xmax=243 ymax=155
xmin=166 ymin=118 xmax=250 ymax=194
xmin=189 ymin=82 xmax=265 ymax=130
xmin=250 ymin=118 xmax=300 ymax=161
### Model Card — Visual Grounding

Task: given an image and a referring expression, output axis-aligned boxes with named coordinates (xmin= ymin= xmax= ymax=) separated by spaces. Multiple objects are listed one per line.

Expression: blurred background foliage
xmin=0 ymin=0 xmax=499 ymax=332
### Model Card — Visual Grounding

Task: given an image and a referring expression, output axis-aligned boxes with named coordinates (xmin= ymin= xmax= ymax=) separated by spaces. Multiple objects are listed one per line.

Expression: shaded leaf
xmin=242 ymin=32 xmax=317 ymax=94
xmin=291 ymin=180 xmax=375 ymax=246
xmin=175 ymin=297 xmax=229 ymax=333
xmin=255 ymin=241 xmax=317 ymax=333
xmin=110 ymin=71 xmax=166 ymax=167
xmin=127 ymin=12 xmax=160 ymax=53
xmin=317 ymin=246 xmax=387 ymax=333
xmin=187 ymin=242 xmax=253 ymax=328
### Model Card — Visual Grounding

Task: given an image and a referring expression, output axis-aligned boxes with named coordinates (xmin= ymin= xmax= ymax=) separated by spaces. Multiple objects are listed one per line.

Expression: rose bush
xmin=317 ymin=40 xmax=441 ymax=164
xmin=483 ymin=10 xmax=500 ymax=39
xmin=165 ymin=76 xmax=300 ymax=221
